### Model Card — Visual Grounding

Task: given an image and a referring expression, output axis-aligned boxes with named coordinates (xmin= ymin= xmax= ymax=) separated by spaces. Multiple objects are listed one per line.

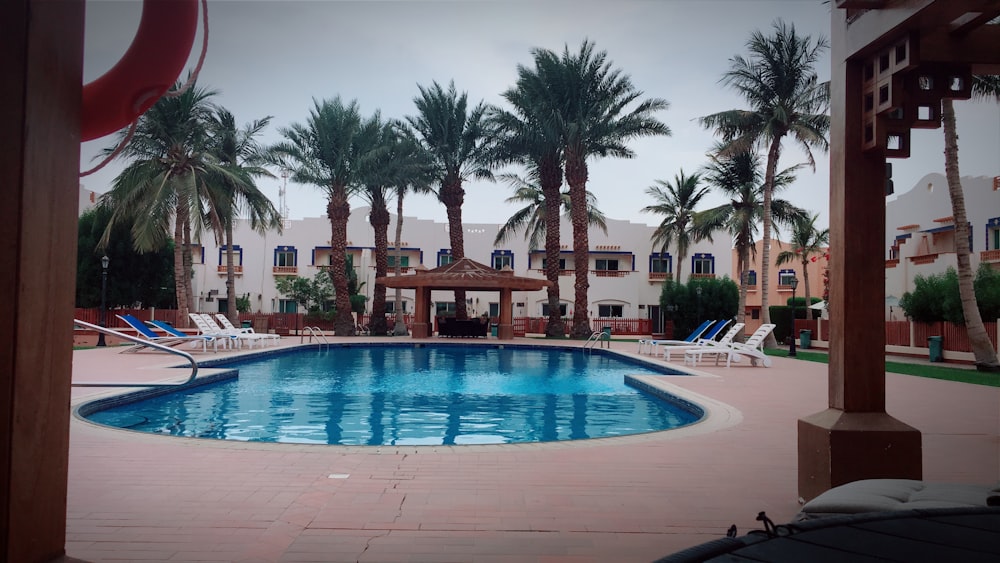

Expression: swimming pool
xmin=84 ymin=344 xmax=703 ymax=446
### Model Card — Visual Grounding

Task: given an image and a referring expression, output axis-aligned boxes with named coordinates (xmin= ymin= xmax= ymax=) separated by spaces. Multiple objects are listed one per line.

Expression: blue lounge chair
xmin=117 ymin=314 xmax=218 ymax=353
xmin=148 ymin=319 xmax=230 ymax=352
xmin=638 ymin=319 xmax=715 ymax=354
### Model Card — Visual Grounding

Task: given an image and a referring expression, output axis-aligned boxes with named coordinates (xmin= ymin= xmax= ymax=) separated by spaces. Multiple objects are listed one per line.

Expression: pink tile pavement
xmin=63 ymin=337 xmax=999 ymax=562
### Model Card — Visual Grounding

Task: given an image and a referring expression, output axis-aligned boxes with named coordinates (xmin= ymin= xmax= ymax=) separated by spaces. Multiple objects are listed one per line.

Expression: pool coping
xmin=71 ymin=341 xmax=743 ymax=453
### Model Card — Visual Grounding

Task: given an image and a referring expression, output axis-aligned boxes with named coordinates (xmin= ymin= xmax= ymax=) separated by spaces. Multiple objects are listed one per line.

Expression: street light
xmin=97 ymin=255 xmax=109 ymax=347
xmin=695 ymin=286 xmax=703 ymax=322
xmin=789 ymin=275 xmax=799 ymax=357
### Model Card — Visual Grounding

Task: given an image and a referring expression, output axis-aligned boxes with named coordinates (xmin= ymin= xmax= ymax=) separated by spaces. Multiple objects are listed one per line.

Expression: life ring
xmin=81 ymin=0 xmax=200 ymax=142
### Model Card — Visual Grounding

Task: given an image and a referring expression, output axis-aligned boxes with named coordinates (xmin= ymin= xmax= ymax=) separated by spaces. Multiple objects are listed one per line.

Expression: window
xmin=778 ymin=269 xmax=797 ymax=286
xmin=275 ymin=248 xmax=296 ymax=267
xmin=691 ymin=254 xmax=713 ymax=274
xmin=751 ymin=308 xmax=760 ymax=320
xmin=595 ymin=259 xmax=619 ymax=271
xmin=219 ymin=245 xmax=243 ymax=266
xmin=745 ymin=270 xmax=757 ymax=285
xmin=437 ymin=250 xmax=453 ymax=266
xmin=541 ymin=303 xmax=568 ymax=317
xmin=188 ymin=244 xmax=205 ymax=264
xmin=597 ymin=304 xmax=623 ymax=317
xmin=216 ymin=299 xmax=228 ymax=313
xmin=993 ymin=227 xmax=1000 ymax=250
xmin=492 ymin=251 xmax=513 ymax=270
xmin=488 ymin=303 xmax=500 ymax=317
xmin=435 ymin=302 xmax=456 ymax=315
xmin=385 ymin=300 xmax=408 ymax=314
xmin=650 ymin=256 xmax=671 ymax=273
xmin=278 ymin=299 xmax=298 ymax=314
xmin=387 ymin=255 xmax=410 ymax=268
xmin=541 ymin=258 xmax=566 ymax=270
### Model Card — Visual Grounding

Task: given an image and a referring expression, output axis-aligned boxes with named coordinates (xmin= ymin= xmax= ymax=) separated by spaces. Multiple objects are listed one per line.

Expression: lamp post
xmin=789 ymin=275 xmax=799 ymax=357
xmin=695 ymin=286 xmax=703 ymax=322
xmin=97 ymin=255 xmax=109 ymax=347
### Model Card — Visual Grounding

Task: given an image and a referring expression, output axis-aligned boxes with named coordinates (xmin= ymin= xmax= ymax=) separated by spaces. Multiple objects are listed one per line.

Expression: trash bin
xmin=490 ymin=323 xmax=498 ymax=337
xmin=602 ymin=326 xmax=612 ymax=339
xmin=928 ymin=335 xmax=943 ymax=362
xmin=241 ymin=320 xmax=252 ymax=329
xmin=800 ymin=329 xmax=812 ymax=349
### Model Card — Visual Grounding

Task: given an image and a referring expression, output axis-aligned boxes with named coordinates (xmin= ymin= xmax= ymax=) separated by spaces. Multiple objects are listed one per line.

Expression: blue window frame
xmin=218 ymin=245 xmax=243 ymax=266
xmin=691 ymin=253 xmax=714 ymax=274
xmin=437 ymin=249 xmax=453 ymax=266
xmin=491 ymin=250 xmax=514 ymax=270
xmin=273 ymin=246 xmax=297 ymax=267
xmin=649 ymin=253 xmax=672 ymax=274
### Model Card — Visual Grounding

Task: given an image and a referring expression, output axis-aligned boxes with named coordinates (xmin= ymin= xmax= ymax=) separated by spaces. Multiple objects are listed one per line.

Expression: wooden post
xmin=0 ymin=0 xmax=83 ymax=559
xmin=498 ymin=288 xmax=514 ymax=340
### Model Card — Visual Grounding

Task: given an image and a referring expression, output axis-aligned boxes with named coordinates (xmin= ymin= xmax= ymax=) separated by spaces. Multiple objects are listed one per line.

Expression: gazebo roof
xmin=375 ymin=257 xmax=551 ymax=291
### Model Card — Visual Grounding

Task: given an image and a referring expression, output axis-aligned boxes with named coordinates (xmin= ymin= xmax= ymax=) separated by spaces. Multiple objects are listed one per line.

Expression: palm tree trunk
xmin=328 ymin=188 xmax=355 ymax=336
xmin=182 ymin=216 xmax=195 ymax=321
xmin=369 ymin=204 xmax=390 ymax=336
xmin=759 ymin=135 xmax=783 ymax=348
xmin=225 ymin=220 xmax=238 ymax=323
xmin=392 ymin=193 xmax=408 ymax=336
xmin=736 ymin=247 xmax=749 ymax=339
xmin=541 ymin=156 xmax=564 ymax=338
xmin=172 ymin=203 xmax=190 ymax=328
xmin=440 ymin=174 xmax=468 ymax=320
xmin=942 ymin=98 xmax=998 ymax=370
xmin=801 ymin=257 xmax=812 ymax=321
xmin=565 ymin=148 xmax=592 ymax=338
xmin=675 ymin=250 xmax=685 ymax=285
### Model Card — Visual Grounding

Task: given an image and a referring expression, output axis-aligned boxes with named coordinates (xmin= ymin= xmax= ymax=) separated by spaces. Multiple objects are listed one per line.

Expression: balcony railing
xmin=981 ymin=249 xmax=1000 ymax=263
xmin=909 ymin=253 xmax=939 ymax=265
xmin=886 ymin=258 xmax=900 ymax=268
xmin=532 ymin=268 xmax=574 ymax=276
xmin=216 ymin=265 xmax=243 ymax=275
xmin=593 ymin=270 xmax=631 ymax=277
xmin=272 ymin=266 xmax=298 ymax=275
xmin=648 ymin=272 xmax=669 ymax=281
xmin=690 ymin=273 xmax=715 ymax=280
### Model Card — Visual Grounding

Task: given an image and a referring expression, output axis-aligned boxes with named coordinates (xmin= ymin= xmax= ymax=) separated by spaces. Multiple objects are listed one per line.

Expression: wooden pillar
xmin=498 ymin=288 xmax=514 ymax=340
xmin=798 ymin=7 xmax=921 ymax=502
xmin=411 ymin=287 xmax=431 ymax=338
xmin=0 ymin=0 xmax=83 ymax=560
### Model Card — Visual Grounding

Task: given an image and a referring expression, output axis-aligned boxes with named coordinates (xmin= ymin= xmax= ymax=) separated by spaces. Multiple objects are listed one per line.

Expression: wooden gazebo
xmin=376 ymin=258 xmax=551 ymax=340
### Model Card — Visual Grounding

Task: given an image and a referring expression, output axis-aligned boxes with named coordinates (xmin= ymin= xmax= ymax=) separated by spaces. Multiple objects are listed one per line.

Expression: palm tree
xmin=700 ymin=20 xmax=829 ymax=348
xmin=207 ymin=108 xmax=283 ymax=323
xmin=531 ymin=40 xmax=671 ymax=337
xmin=486 ymin=67 xmax=567 ymax=337
xmin=775 ymin=213 xmax=829 ymax=320
xmin=407 ymin=81 xmax=492 ymax=320
xmin=940 ymin=75 xmax=1000 ymax=370
xmin=272 ymin=97 xmax=373 ymax=336
xmin=97 ymin=79 xmax=225 ymax=327
xmin=494 ymin=173 xmax=608 ymax=252
xmin=641 ymin=170 xmax=709 ymax=284
xmin=692 ymin=146 xmax=803 ymax=331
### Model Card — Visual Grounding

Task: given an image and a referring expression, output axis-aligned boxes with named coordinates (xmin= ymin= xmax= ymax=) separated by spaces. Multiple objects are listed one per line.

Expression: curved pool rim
xmin=72 ymin=342 xmax=743 ymax=451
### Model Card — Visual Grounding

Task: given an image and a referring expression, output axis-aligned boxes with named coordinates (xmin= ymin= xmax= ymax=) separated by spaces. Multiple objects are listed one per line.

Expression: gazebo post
xmin=413 ymin=287 xmax=431 ymax=338
xmin=498 ymin=288 xmax=514 ymax=340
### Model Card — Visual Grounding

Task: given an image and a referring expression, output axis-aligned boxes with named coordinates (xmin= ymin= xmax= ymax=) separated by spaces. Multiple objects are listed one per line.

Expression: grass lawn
xmin=766 ymin=348 xmax=1000 ymax=387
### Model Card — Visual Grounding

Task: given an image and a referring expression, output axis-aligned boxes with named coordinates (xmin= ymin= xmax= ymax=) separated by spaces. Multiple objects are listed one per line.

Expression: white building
xmin=188 ymin=206 xmax=735 ymax=330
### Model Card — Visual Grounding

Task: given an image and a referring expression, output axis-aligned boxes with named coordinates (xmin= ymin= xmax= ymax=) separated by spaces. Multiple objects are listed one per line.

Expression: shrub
xmin=660 ymin=277 xmax=739 ymax=337
xmin=900 ymin=265 xmax=1000 ymax=323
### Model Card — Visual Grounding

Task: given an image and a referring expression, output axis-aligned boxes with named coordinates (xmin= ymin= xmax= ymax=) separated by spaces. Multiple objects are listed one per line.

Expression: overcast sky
xmin=81 ymin=0 xmax=1000 ymax=232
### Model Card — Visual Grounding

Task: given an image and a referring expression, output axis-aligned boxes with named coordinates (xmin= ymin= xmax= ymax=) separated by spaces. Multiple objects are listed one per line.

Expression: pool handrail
xmin=72 ymin=319 xmax=199 ymax=387
xmin=301 ymin=326 xmax=330 ymax=349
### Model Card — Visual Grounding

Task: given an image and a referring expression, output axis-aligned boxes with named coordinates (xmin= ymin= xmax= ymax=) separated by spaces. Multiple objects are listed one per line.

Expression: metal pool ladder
xmin=302 ymin=326 xmax=330 ymax=349
xmin=582 ymin=330 xmax=610 ymax=353
xmin=72 ymin=319 xmax=199 ymax=387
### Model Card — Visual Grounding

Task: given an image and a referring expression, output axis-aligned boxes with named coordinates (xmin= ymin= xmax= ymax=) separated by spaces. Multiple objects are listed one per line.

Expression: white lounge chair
xmin=684 ymin=323 xmax=776 ymax=368
xmin=661 ymin=322 xmax=745 ymax=363
xmin=188 ymin=313 xmax=264 ymax=349
xmin=214 ymin=314 xmax=281 ymax=346
xmin=117 ymin=314 xmax=219 ymax=353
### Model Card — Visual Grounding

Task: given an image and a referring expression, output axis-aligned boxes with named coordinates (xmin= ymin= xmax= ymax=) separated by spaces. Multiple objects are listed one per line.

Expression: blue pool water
xmin=86 ymin=345 xmax=702 ymax=446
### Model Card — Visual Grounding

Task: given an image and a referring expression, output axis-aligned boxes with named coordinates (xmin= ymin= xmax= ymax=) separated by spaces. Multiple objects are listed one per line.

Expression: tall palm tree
xmin=692 ymin=146 xmax=803 ymax=331
xmin=97 ymin=79 xmax=225 ymax=327
xmin=494 ymin=173 xmax=608 ymax=252
xmin=641 ymin=170 xmax=709 ymax=284
xmin=531 ymin=40 xmax=671 ymax=337
xmin=775 ymin=213 xmax=829 ymax=320
xmin=486 ymin=67 xmax=567 ymax=337
xmin=272 ymin=97 xmax=373 ymax=336
xmin=941 ymin=75 xmax=1000 ymax=370
xmin=700 ymin=20 xmax=829 ymax=348
xmin=407 ymin=81 xmax=492 ymax=320
xmin=207 ymin=108 xmax=283 ymax=323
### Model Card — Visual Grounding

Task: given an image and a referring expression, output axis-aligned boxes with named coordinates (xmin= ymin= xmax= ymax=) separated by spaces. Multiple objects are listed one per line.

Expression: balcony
xmin=981 ymin=249 xmax=1000 ymax=263
xmin=909 ymin=253 xmax=939 ymax=265
xmin=690 ymin=273 xmax=716 ymax=280
xmin=593 ymin=270 xmax=631 ymax=278
xmin=272 ymin=266 xmax=298 ymax=275
xmin=648 ymin=272 xmax=669 ymax=281
xmin=532 ymin=268 xmax=574 ymax=277
xmin=217 ymin=265 xmax=243 ymax=275
xmin=885 ymin=258 xmax=900 ymax=268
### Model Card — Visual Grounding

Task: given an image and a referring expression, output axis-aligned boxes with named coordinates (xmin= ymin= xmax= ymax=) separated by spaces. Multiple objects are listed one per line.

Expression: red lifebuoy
xmin=81 ymin=0 xmax=200 ymax=142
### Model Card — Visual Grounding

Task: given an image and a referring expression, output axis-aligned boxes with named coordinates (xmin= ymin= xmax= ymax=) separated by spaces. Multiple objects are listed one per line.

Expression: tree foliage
xmin=659 ymin=277 xmax=739 ymax=338
xmin=274 ymin=272 xmax=332 ymax=313
xmin=899 ymin=265 xmax=1000 ymax=324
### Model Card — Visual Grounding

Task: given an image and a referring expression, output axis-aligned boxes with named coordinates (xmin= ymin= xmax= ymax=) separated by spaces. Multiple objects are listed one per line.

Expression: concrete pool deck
xmin=65 ymin=336 xmax=999 ymax=562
